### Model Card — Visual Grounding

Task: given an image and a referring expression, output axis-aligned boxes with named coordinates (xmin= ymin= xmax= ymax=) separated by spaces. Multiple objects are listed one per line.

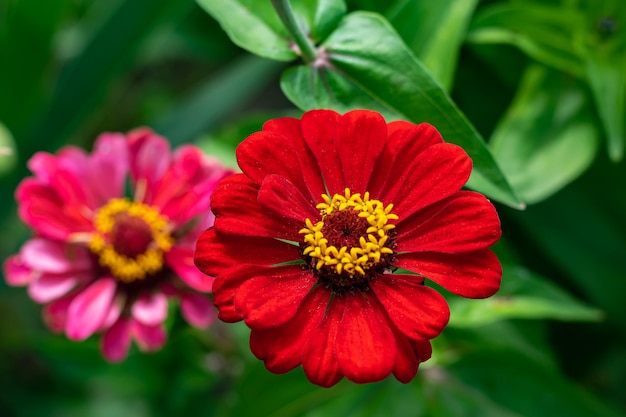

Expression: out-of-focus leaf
xmin=195 ymin=0 xmax=346 ymax=61
xmin=282 ymin=12 xmax=522 ymax=208
xmin=448 ymin=262 xmax=602 ymax=328
xmin=467 ymin=3 xmax=585 ymax=77
xmin=152 ymin=55 xmax=284 ymax=145
xmin=0 ymin=121 xmax=17 ymax=175
xmin=489 ymin=65 xmax=598 ymax=203
xmin=387 ymin=0 xmax=480 ymax=91
xmin=585 ymin=54 xmax=626 ymax=161
xmin=450 ymin=350 xmax=624 ymax=417
xmin=24 ymin=0 xmax=191 ymax=158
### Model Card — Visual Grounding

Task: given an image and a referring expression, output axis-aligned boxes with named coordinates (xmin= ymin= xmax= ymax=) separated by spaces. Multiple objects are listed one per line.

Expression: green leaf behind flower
xmin=282 ymin=12 xmax=523 ymax=208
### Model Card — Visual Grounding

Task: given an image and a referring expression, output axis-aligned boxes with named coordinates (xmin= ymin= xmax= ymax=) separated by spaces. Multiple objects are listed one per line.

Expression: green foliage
xmin=1 ymin=0 xmax=626 ymax=416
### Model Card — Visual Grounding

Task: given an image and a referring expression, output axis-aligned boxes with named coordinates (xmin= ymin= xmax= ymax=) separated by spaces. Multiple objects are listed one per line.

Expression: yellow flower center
xmin=88 ymin=198 xmax=174 ymax=283
xmin=299 ymin=188 xmax=398 ymax=281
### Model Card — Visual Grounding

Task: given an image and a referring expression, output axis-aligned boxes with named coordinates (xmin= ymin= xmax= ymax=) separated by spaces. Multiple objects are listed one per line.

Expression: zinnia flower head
xmin=4 ymin=128 xmax=233 ymax=361
xmin=194 ymin=109 xmax=502 ymax=387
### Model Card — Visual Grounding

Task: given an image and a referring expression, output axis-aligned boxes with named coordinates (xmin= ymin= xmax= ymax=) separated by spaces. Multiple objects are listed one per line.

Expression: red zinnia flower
xmin=4 ymin=128 xmax=232 ymax=361
xmin=194 ymin=109 xmax=502 ymax=387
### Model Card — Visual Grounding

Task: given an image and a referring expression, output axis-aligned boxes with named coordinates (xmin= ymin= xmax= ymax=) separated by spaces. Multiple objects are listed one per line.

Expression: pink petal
xmin=370 ymin=274 xmax=450 ymax=340
xmin=90 ymin=133 xmax=130 ymax=204
xmin=102 ymin=317 xmax=132 ymax=362
xmin=335 ymin=292 xmax=396 ymax=383
xmin=98 ymin=293 xmax=124 ymax=331
xmin=335 ymin=110 xmax=386 ymax=194
xmin=127 ymin=128 xmax=171 ymax=203
xmin=42 ymin=292 xmax=77 ymax=333
xmin=131 ymin=321 xmax=166 ymax=352
xmin=20 ymin=238 xmax=91 ymax=274
xmin=166 ymin=246 xmax=214 ymax=292
xmin=28 ymin=273 xmax=82 ymax=303
xmin=131 ymin=291 xmax=169 ymax=326
xmin=3 ymin=255 xmax=36 ymax=286
xmin=233 ymin=266 xmax=316 ymax=330
xmin=66 ymin=277 xmax=117 ymax=340
xmin=180 ymin=292 xmax=215 ymax=328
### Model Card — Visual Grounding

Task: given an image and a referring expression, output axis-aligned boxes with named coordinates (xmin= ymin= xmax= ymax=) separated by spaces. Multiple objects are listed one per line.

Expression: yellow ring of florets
xmin=299 ymin=188 xmax=398 ymax=277
xmin=88 ymin=198 xmax=174 ymax=283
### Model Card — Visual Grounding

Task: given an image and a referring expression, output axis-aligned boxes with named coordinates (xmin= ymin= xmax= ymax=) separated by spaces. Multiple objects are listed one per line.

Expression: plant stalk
xmin=270 ymin=0 xmax=317 ymax=63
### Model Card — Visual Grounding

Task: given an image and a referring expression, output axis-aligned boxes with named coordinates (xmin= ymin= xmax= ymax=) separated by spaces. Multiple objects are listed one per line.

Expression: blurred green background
xmin=1 ymin=0 xmax=625 ymax=416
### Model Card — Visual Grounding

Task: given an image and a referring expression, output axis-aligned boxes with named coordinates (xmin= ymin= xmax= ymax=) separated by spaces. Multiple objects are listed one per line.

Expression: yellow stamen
xmin=300 ymin=188 xmax=397 ymax=277
xmin=88 ymin=198 xmax=173 ymax=283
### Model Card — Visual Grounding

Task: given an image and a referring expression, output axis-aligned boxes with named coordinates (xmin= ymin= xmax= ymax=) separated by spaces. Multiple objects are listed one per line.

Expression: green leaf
xmin=585 ymin=53 xmax=626 ymax=161
xmin=152 ymin=55 xmax=284 ymax=145
xmin=450 ymin=350 xmax=624 ymax=417
xmin=0 ymin=121 xmax=16 ymax=175
xmin=195 ymin=0 xmax=346 ymax=61
xmin=282 ymin=11 xmax=522 ymax=208
xmin=467 ymin=3 xmax=585 ymax=77
xmin=387 ymin=0 xmax=480 ymax=91
xmin=489 ymin=65 xmax=599 ymax=203
xmin=448 ymin=262 xmax=603 ymax=327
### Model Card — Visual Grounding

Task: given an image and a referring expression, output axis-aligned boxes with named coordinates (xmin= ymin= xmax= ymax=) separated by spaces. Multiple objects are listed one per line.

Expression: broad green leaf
xmin=450 ymin=350 xmax=623 ymax=417
xmin=195 ymin=0 xmax=346 ymax=61
xmin=468 ymin=3 xmax=585 ymax=77
xmin=448 ymin=262 xmax=602 ymax=327
xmin=0 ymin=121 xmax=16 ymax=175
xmin=387 ymin=0 xmax=480 ymax=91
xmin=585 ymin=53 xmax=626 ymax=161
xmin=489 ymin=65 xmax=599 ymax=203
xmin=152 ymin=55 xmax=283 ymax=145
xmin=282 ymin=12 xmax=522 ymax=208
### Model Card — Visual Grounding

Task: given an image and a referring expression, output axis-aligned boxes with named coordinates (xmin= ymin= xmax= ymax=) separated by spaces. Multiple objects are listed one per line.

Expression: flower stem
xmin=270 ymin=0 xmax=317 ymax=63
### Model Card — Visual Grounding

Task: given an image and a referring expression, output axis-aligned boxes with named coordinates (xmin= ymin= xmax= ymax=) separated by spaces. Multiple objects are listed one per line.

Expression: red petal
xmin=257 ymin=174 xmax=319 ymax=223
xmin=301 ymin=109 xmax=345 ymax=195
xmin=194 ymin=228 xmax=301 ymax=277
xmin=236 ymin=130 xmax=316 ymax=204
xmin=250 ymin=285 xmax=330 ymax=374
xmin=262 ymin=117 xmax=326 ymax=203
xmin=370 ymin=274 xmax=450 ymax=340
xmin=212 ymin=264 xmax=293 ymax=323
xmin=335 ymin=292 xmax=396 ymax=383
xmin=394 ymin=249 xmax=502 ymax=298
xmin=234 ymin=266 xmax=316 ymax=329
xmin=390 ymin=326 xmax=420 ymax=383
xmin=368 ymin=122 xmax=443 ymax=198
xmin=396 ymin=191 xmax=501 ymax=254
xmin=381 ymin=143 xmax=472 ymax=219
xmin=302 ymin=294 xmax=346 ymax=387
xmin=335 ymin=110 xmax=386 ymax=194
xmin=210 ymin=174 xmax=301 ymax=240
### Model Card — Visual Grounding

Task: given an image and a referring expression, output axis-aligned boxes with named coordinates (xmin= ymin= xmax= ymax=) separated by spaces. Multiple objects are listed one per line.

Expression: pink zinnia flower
xmin=4 ymin=128 xmax=232 ymax=361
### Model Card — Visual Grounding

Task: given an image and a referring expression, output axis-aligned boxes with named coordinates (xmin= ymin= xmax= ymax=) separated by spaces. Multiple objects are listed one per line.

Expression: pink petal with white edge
xmin=3 ymin=255 xmax=36 ymax=286
xmin=132 ymin=321 xmax=166 ymax=352
xmin=102 ymin=317 xmax=132 ymax=362
xmin=180 ymin=292 xmax=215 ymax=328
xmin=28 ymin=272 xmax=83 ymax=303
xmin=66 ymin=277 xmax=117 ymax=341
xmin=98 ymin=293 xmax=125 ymax=331
xmin=166 ymin=246 xmax=214 ymax=292
xmin=131 ymin=291 xmax=169 ymax=326
xmin=43 ymin=292 xmax=77 ymax=333
xmin=20 ymin=238 xmax=91 ymax=274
